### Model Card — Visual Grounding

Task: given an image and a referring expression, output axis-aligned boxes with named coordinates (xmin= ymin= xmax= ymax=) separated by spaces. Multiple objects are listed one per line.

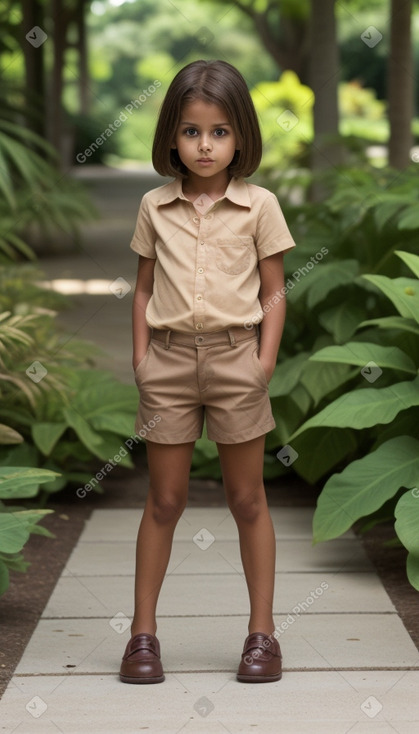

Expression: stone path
xmin=1 ymin=506 xmax=418 ymax=733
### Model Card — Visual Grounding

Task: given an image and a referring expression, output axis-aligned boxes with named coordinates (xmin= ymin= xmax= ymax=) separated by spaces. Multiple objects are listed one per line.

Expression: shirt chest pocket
xmin=215 ymin=237 xmax=255 ymax=275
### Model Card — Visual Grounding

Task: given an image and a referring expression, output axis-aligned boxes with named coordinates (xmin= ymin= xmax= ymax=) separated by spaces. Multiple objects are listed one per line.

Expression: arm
xmin=257 ymin=252 xmax=286 ymax=382
xmin=132 ymin=255 xmax=155 ymax=370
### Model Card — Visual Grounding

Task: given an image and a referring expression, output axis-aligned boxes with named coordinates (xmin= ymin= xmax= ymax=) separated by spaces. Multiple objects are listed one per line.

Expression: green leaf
xmin=395 ymin=250 xmax=419 ymax=279
xmin=406 ymin=554 xmax=419 ymax=590
xmin=292 ymin=427 xmax=358 ymax=484
xmin=89 ymin=413 xmax=136 ymax=437
xmin=313 ymin=436 xmax=419 ymax=542
xmin=397 ymin=205 xmax=419 ymax=230
xmin=287 ymin=260 xmax=359 ymax=307
xmin=62 ymin=408 xmax=104 ymax=454
xmin=319 ymin=302 xmax=365 ymax=343
xmin=395 ymin=489 xmax=419 ymax=556
xmin=289 ymin=375 xmax=419 ymax=440
xmin=0 ymin=552 xmax=29 ymax=575
xmin=309 ymin=342 xmax=417 ymax=375
xmin=358 ymin=316 xmax=419 ymax=336
xmin=0 ymin=467 xmax=61 ymax=499
xmin=269 ymin=353 xmax=309 ymax=397
xmin=362 ymin=275 xmax=419 ymax=323
xmin=300 ymin=361 xmax=354 ymax=407
xmin=394 ymin=489 xmax=419 ymax=590
xmin=271 ymin=396 xmax=305 ymax=444
xmin=0 ymin=560 xmax=9 ymax=595
xmin=289 ymin=383 xmax=312 ymax=415
xmin=374 ymin=199 xmax=405 ymax=230
xmin=0 ymin=509 xmax=53 ymax=553
xmin=0 ymin=424 xmax=24 ymax=445
xmin=32 ymin=422 xmax=67 ymax=456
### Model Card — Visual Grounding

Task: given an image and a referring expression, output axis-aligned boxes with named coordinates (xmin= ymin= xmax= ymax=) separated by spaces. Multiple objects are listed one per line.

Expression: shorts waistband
xmin=151 ymin=324 xmax=259 ymax=349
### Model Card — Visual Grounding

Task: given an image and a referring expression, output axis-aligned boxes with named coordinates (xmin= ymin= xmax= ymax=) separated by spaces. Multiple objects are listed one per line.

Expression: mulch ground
xmin=1 ymin=456 xmax=418 ymax=698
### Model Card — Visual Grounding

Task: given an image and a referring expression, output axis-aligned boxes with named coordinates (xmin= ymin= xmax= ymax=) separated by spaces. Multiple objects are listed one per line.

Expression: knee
xmin=148 ymin=488 xmax=187 ymax=525
xmin=227 ymin=489 xmax=265 ymax=523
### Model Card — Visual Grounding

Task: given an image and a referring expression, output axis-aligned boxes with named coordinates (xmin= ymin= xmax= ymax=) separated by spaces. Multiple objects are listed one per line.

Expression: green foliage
xmin=194 ymin=164 xmax=419 ymax=589
xmin=0 ymin=78 xmax=96 ymax=261
xmin=251 ymin=71 xmax=314 ymax=169
xmin=0 ymin=265 xmax=139 ymax=501
xmin=0 ymin=466 xmax=58 ymax=596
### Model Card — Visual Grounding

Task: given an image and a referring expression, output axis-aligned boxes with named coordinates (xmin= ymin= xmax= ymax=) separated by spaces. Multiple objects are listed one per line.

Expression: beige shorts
xmin=133 ymin=324 xmax=276 ymax=444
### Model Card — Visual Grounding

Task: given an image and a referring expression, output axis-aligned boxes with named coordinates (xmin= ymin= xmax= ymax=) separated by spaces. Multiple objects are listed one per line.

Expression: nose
xmin=198 ymin=135 xmax=212 ymax=152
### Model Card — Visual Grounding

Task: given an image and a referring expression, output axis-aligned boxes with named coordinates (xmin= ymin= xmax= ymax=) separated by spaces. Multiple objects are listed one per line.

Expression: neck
xmin=182 ymin=171 xmax=231 ymax=199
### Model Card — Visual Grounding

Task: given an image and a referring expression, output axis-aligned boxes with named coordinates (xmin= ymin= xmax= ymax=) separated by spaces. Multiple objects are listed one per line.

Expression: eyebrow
xmin=180 ymin=121 xmax=231 ymax=126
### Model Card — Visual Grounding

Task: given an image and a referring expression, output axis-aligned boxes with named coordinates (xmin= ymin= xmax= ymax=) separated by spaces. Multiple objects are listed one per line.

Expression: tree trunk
xmin=388 ymin=0 xmax=413 ymax=169
xmin=49 ymin=0 xmax=69 ymax=166
xmin=21 ymin=0 xmax=46 ymax=137
xmin=235 ymin=1 xmax=310 ymax=84
xmin=309 ymin=0 xmax=341 ymax=200
xmin=76 ymin=0 xmax=90 ymax=115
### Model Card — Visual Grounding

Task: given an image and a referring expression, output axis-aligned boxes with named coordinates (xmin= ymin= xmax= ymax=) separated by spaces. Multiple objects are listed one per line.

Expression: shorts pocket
xmin=134 ymin=344 xmax=152 ymax=381
xmin=251 ymin=344 xmax=269 ymax=389
xmin=215 ymin=237 xmax=254 ymax=275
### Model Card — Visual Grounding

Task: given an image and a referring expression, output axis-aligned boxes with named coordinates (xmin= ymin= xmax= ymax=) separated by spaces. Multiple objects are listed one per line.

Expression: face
xmin=172 ymin=99 xmax=237 ymax=181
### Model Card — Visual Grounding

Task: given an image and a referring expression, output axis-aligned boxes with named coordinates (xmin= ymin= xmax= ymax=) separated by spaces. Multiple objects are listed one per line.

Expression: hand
xmin=133 ymin=351 xmax=147 ymax=371
xmin=258 ymin=354 xmax=276 ymax=383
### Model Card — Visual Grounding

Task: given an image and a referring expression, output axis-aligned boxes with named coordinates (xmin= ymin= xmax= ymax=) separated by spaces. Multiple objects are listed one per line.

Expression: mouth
xmin=197 ymin=158 xmax=214 ymax=163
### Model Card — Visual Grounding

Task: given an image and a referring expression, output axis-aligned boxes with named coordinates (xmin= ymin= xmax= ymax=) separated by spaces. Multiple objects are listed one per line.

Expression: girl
xmin=120 ymin=59 xmax=296 ymax=685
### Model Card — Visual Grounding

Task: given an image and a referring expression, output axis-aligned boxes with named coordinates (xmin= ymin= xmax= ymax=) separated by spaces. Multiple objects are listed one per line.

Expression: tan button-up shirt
xmin=130 ymin=177 xmax=296 ymax=333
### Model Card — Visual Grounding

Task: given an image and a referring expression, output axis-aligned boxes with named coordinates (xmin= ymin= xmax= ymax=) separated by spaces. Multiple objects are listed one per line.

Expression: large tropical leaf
xmin=0 ymin=509 xmax=53 ymax=554
xmin=313 ymin=436 xmax=419 ymax=542
xmin=309 ymin=342 xmax=416 ymax=375
xmin=0 ymin=467 xmax=61 ymax=499
xmin=394 ymin=489 xmax=419 ymax=590
xmin=362 ymin=275 xmax=419 ymax=323
xmin=289 ymin=376 xmax=419 ymax=440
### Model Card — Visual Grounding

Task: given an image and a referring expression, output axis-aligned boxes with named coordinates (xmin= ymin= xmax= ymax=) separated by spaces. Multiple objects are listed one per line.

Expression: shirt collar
xmin=156 ymin=177 xmax=251 ymax=209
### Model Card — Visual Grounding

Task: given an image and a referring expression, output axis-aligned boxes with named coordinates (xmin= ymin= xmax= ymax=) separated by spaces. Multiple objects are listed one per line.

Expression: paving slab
xmin=2 ymin=672 xmax=419 ymax=734
xmin=13 ymin=613 xmax=418 ymax=676
xmin=81 ymin=506 xmax=319 ymax=541
xmin=42 ymin=571 xmax=395 ymax=619
xmin=63 ymin=537 xmax=373 ymax=577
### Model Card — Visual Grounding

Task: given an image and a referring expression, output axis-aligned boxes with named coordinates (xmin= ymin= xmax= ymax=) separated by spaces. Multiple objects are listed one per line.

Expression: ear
xmin=171 ymin=143 xmax=177 ymax=149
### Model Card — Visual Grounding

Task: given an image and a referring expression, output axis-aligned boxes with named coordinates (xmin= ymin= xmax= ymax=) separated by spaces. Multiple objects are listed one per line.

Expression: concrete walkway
xmin=1 ymin=167 xmax=418 ymax=732
xmin=1 ymin=507 xmax=418 ymax=732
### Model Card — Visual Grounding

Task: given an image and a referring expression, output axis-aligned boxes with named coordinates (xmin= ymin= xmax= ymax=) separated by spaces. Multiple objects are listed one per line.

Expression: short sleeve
xmin=255 ymin=193 xmax=296 ymax=260
xmin=130 ymin=194 xmax=157 ymax=258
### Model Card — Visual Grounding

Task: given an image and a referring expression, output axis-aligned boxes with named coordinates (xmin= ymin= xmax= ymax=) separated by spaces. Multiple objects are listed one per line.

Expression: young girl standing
xmin=120 ymin=59 xmax=296 ymax=685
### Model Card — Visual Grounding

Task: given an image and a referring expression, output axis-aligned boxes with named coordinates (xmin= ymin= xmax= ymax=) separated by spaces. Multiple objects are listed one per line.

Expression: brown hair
xmin=152 ymin=60 xmax=262 ymax=179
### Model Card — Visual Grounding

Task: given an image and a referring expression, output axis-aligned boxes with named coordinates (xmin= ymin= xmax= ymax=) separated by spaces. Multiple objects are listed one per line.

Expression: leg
xmin=217 ymin=435 xmax=276 ymax=636
xmin=131 ymin=440 xmax=195 ymax=636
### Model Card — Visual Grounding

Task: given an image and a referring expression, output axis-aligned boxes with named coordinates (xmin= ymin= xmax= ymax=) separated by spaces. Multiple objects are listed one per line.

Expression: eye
xmin=214 ymin=128 xmax=227 ymax=137
xmin=183 ymin=127 xmax=198 ymax=137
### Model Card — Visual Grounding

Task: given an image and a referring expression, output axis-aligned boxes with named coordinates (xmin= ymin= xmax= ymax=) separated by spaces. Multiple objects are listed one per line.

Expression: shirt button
xmin=196 ymin=322 xmax=204 ymax=330
xmin=197 ymin=267 xmax=204 ymax=274
xmin=193 ymin=217 xmax=199 ymax=224
xmin=200 ymin=241 xmax=205 ymax=246
xmin=196 ymin=294 xmax=203 ymax=300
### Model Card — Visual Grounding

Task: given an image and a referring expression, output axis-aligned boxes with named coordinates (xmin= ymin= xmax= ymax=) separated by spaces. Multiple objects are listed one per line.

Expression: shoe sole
xmin=236 ymin=672 xmax=282 ymax=683
xmin=120 ymin=674 xmax=165 ymax=684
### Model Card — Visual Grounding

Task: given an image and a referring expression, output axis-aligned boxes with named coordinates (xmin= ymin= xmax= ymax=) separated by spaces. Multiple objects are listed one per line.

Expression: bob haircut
xmin=152 ymin=60 xmax=262 ymax=179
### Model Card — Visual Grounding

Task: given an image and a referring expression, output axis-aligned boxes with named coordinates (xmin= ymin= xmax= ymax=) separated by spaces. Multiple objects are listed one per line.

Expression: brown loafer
xmin=237 ymin=632 xmax=282 ymax=683
xmin=120 ymin=633 xmax=165 ymax=684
